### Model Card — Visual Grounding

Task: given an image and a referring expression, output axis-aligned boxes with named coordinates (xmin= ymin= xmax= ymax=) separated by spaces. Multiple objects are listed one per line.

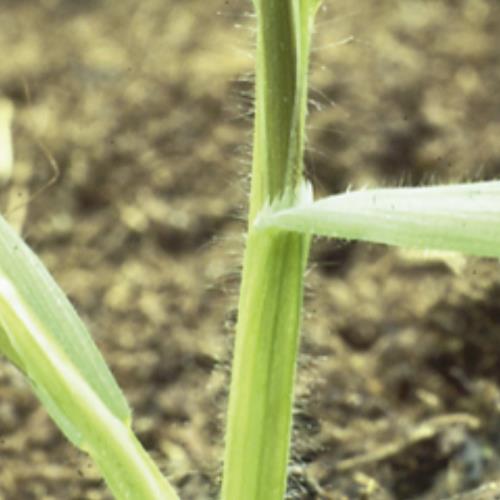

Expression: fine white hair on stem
xmin=312 ymin=34 xmax=355 ymax=52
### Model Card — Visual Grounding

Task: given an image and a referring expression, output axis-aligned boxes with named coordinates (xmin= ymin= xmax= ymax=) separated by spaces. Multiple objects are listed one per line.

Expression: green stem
xmin=221 ymin=1 xmax=318 ymax=499
xmin=222 ymin=231 xmax=309 ymax=500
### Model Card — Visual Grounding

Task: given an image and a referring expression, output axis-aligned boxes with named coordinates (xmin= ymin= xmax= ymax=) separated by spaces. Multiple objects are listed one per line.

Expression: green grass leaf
xmin=0 ymin=214 xmax=178 ymax=499
xmin=256 ymin=181 xmax=500 ymax=258
xmin=0 ymin=215 xmax=130 ymax=440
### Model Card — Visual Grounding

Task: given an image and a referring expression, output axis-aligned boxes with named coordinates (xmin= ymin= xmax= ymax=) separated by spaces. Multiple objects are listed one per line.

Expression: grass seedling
xmin=223 ymin=1 xmax=500 ymax=499
xmin=0 ymin=1 xmax=499 ymax=499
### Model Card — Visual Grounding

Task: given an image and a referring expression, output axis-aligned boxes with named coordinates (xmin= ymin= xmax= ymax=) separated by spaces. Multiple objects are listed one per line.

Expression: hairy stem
xmin=221 ymin=1 xmax=319 ymax=499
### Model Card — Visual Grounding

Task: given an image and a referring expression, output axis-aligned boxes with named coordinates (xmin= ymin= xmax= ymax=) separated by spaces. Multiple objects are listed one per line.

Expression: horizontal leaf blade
xmin=256 ymin=181 xmax=500 ymax=258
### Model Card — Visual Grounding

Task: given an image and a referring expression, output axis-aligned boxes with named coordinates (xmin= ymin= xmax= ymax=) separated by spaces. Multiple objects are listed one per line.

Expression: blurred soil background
xmin=0 ymin=0 xmax=500 ymax=499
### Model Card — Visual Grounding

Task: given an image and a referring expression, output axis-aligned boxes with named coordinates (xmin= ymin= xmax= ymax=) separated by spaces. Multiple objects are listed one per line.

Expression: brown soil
xmin=1 ymin=1 xmax=500 ymax=499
